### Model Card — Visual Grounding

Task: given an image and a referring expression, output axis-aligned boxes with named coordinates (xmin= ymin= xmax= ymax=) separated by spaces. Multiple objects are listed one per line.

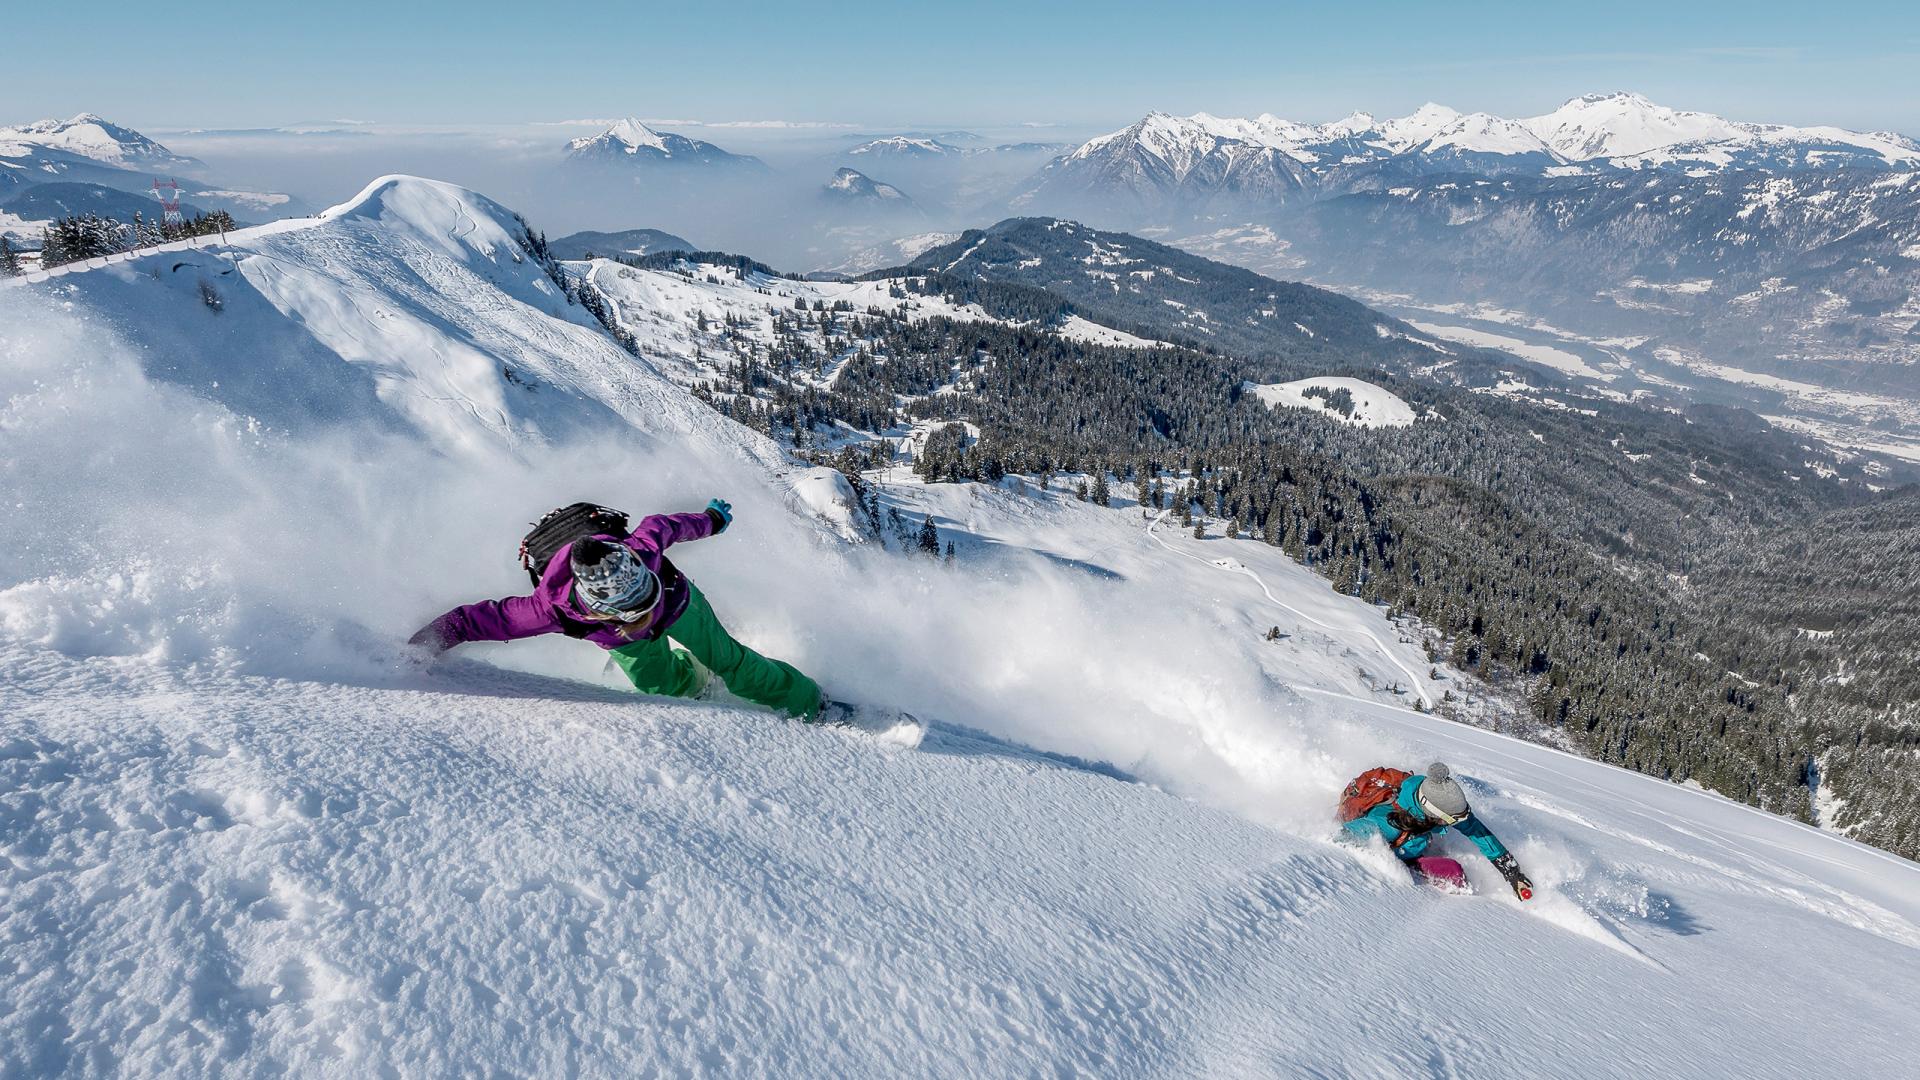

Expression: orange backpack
xmin=1339 ymin=767 xmax=1413 ymax=823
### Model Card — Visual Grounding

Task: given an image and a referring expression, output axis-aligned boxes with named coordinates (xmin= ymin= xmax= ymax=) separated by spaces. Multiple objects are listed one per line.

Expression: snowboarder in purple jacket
xmin=410 ymin=499 xmax=823 ymax=720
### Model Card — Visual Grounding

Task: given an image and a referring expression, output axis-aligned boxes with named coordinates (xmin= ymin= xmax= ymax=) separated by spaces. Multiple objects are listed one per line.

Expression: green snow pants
xmin=607 ymin=584 xmax=821 ymax=720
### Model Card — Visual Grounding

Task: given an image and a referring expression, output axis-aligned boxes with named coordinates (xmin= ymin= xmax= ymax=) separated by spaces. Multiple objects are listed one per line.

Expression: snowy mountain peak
xmin=1323 ymin=111 xmax=1377 ymax=136
xmin=848 ymin=135 xmax=960 ymax=157
xmin=565 ymin=118 xmax=670 ymax=155
xmin=1378 ymin=102 xmax=1466 ymax=150
xmin=561 ymin=119 xmax=761 ymax=169
xmin=1419 ymin=111 xmax=1561 ymax=159
xmin=0 ymin=112 xmax=198 ymax=168
xmin=1522 ymin=92 xmax=1746 ymax=159
xmin=824 ymin=167 xmax=911 ymax=202
xmin=604 ymin=117 xmax=668 ymax=152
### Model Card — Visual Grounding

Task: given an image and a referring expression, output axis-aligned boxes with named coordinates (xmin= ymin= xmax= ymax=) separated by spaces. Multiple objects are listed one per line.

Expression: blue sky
xmin=10 ymin=0 xmax=1919 ymax=132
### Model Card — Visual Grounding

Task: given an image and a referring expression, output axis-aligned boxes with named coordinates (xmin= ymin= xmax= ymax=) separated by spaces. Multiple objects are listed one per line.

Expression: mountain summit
xmin=562 ymin=118 xmax=763 ymax=169
xmin=0 ymin=113 xmax=202 ymax=171
xmin=823 ymin=167 xmax=913 ymax=203
xmin=1519 ymin=91 xmax=1748 ymax=159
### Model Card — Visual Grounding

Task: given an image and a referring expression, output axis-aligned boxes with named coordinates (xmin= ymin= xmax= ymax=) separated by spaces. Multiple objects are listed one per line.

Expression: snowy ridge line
xmin=3 ymin=217 xmax=324 ymax=287
xmin=1145 ymin=509 xmax=1435 ymax=708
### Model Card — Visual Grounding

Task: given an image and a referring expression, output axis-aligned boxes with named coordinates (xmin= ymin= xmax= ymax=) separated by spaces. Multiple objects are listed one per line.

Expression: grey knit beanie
xmin=1417 ymin=762 xmax=1469 ymax=821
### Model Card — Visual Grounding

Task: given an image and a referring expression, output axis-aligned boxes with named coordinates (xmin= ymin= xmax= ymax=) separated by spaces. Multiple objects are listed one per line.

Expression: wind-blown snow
xmin=3 ymin=176 xmax=1916 ymax=1077
xmin=1243 ymin=377 xmax=1418 ymax=428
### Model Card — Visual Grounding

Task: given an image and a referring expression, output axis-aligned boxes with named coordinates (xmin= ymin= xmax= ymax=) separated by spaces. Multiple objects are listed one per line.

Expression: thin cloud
xmin=538 ymin=117 xmax=857 ymax=129
xmin=1687 ymin=46 xmax=1804 ymax=61
xmin=703 ymin=120 xmax=860 ymax=129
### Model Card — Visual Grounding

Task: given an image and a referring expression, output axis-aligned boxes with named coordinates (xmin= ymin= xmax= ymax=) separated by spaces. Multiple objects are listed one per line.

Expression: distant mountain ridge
xmin=1019 ymin=92 xmax=1920 ymax=216
xmin=547 ymin=227 xmax=695 ymax=260
xmin=0 ymin=113 xmax=306 ymax=236
xmin=0 ymin=113 xmax=203 ymax=171
xmin=899 ymin=216 xmax=1525 ymax=382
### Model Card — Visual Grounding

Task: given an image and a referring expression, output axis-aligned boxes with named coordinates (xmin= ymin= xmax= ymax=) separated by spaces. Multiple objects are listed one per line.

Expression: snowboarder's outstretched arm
xmin=627 ymin=500 xmax=730 ymax=551
xmin=1457 ymin=815 xmax=1534 ymax=898
xmin=409 ymin=593 xmax=562 ymax=654
xmin=1453 ymin=813 xmax=1511 ymax=862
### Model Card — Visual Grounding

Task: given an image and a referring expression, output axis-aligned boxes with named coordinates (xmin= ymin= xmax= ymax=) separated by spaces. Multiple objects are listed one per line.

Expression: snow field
xmin=1241 ymin=376 xmax=1418 ymax=428
xmin=3 ymin=175 xmax=1917 ymax=1077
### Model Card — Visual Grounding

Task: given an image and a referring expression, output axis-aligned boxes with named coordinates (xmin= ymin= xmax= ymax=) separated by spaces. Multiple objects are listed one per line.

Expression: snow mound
xmin=1243 ymin=377 xmax=1417 ymax=428
xmin=785 ymin=466 xmax=863 ymax=539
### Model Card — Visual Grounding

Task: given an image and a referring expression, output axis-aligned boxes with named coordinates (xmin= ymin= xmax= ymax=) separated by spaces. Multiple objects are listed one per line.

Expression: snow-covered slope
xmin=3 ymin=176 xmax=1917 ymax=1076
xmin=8 ymin=174 xmax=784 ymax=468
xmin=1244 ymin=376 xmax=1419 ymax=427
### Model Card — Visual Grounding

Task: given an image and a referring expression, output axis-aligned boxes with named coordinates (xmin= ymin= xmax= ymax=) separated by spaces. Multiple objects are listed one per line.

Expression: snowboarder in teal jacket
xmin=1341 ymin=763 xmax=1534 ymax=899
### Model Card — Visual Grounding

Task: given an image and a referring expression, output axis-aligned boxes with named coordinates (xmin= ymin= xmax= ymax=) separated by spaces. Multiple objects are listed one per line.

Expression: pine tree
xmin=917 ymin=515 xmax=940 ymax=556
xmin=0 ymin=237 xmax=19 ymax=277
xmin=944 ymin=540 xmax=955 ymax=563
xmin=1193 ymin=520 xmax=1206 ymax=540
xmin=1090 ymin=473 xmax=1111 ymax=507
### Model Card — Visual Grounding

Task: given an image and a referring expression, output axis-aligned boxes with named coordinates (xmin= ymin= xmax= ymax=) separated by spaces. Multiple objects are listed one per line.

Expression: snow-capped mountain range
xmin=1020 ymin=92 xmax=1920 ymax=213
xmin=563 ymin=118 xmax=764 ymax=169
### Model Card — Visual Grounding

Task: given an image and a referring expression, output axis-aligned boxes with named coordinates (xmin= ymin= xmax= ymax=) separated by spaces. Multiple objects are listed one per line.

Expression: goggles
xmin=1418 ymin=794 xmax=1468 ymax=826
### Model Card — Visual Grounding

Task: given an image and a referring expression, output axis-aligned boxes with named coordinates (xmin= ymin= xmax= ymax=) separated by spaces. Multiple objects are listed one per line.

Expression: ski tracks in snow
xmin=1144 ymin=509 xmax=1435 ymax=708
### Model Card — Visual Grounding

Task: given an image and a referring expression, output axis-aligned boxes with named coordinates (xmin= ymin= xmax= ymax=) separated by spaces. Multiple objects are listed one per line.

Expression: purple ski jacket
xmin=414 ymin=511 xmax=717 ymax=652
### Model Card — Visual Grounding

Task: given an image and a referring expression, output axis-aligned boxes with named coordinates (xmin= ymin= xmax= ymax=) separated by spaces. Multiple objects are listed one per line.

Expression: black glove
xmin=1491 ymin=853 xmax=1534 ymax=900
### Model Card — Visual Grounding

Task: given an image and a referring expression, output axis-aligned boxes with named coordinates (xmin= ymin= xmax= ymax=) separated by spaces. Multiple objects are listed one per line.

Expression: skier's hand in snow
xmin=406 ymin=621 xmax=453 ymax=664
xmin=1492 ymin=853 xmax=1534 ymax=900
xmin=706 ymin=498 xmax=733 ymax=533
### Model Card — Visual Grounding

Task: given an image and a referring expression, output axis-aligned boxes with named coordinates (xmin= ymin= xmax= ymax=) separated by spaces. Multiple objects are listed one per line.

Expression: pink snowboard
xmin=1412 ymin=856 xmax=1469 ymax=893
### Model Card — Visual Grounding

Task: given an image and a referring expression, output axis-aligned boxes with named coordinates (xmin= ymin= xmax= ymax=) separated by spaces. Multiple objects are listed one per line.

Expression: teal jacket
xmin=1342 ymin=775 xmax=1511 ymax=863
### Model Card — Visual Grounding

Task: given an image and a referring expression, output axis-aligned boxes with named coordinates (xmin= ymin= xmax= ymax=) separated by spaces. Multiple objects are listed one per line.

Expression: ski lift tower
xmin=152 ymin=178 xmax=183 ymax=229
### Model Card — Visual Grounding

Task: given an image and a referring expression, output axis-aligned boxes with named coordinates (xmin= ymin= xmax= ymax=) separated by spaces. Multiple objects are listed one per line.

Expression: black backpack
xmin=518 ymin=502 xmax=630 ymax=586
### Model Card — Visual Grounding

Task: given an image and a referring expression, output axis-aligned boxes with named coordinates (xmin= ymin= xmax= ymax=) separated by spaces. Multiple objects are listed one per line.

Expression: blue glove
xmin=706 ymin=498 xmax=733 ymax=533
